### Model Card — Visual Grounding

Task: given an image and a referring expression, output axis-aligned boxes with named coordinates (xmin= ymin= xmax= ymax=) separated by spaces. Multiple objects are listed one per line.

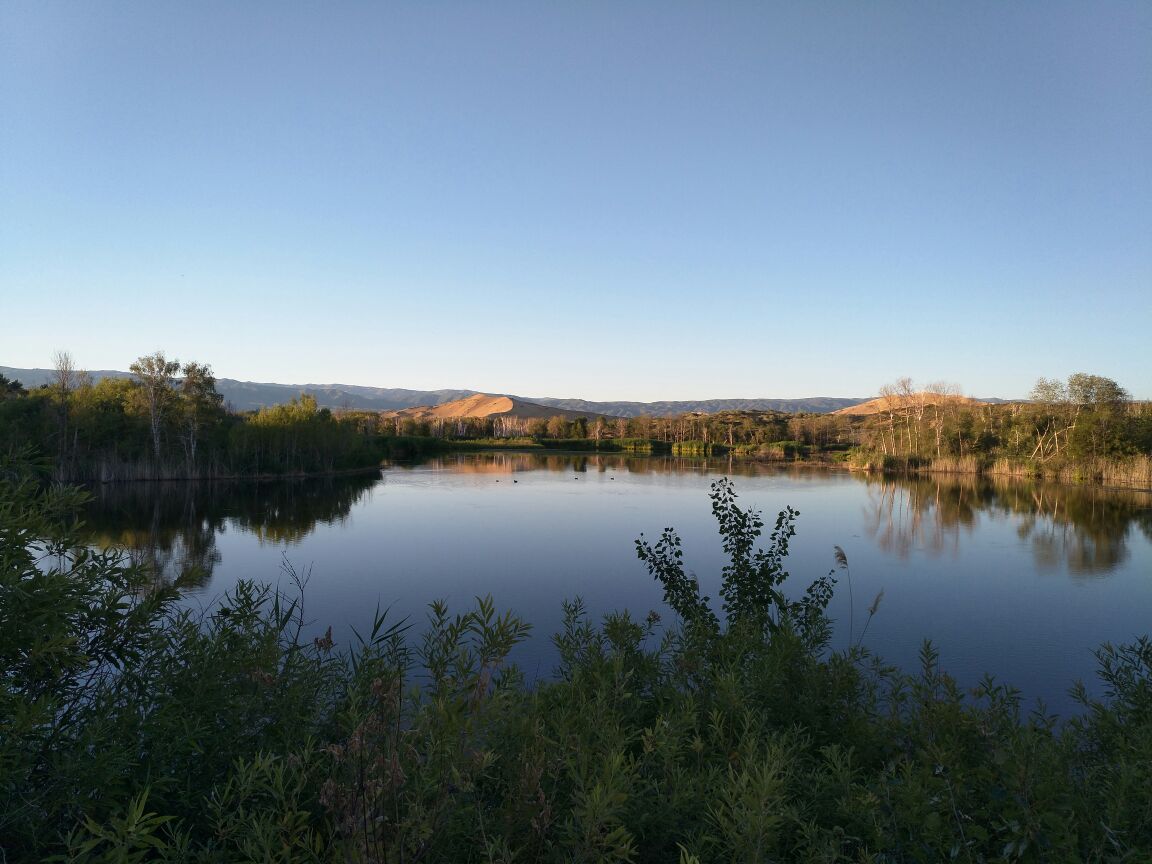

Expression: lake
xmin=84 ymin=452 xmax=1152 ymax=716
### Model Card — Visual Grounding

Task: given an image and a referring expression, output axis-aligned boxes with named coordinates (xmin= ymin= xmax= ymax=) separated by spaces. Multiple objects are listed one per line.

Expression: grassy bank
xmin=846 ymin=451 xmax=1152 ymax=491
xmin=3 ymin=455 xmax=1150 ymax=862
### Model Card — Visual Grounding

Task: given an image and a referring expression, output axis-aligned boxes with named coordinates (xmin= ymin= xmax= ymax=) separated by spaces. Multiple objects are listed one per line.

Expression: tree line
xmin=4 ymin=356 xmax=1148 ymax=485
xmin=389 ymin=409 xmax=851 ymax=456
xmin=849 ymin=374 xmax=1151 ymax=474
xmin=0 ymin=352 xmax=385 ymax=480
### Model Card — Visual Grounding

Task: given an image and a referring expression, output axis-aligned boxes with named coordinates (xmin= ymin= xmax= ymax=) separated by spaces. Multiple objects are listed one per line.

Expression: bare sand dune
xmin=383 ymin=394 xmax=598 ymax=421
xmin=832 ymin=393 xmax=983 ymax=416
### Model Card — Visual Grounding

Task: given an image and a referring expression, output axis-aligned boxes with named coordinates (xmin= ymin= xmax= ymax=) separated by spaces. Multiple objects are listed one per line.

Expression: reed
xmin=987 ymin=457 xmax=1041 ymax=479
xmin=1096 ymin=454 xmax=1152 ymax=490
xmin=925 ymin=454 xmax=984 ymax=475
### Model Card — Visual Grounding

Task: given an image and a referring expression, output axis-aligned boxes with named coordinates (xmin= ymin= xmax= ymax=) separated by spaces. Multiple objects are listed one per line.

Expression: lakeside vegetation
xmin=839 ymin=376 xmax=1152 ymax=489
xmin=0 ymin=353 xmax=387 ymax=481
xmin=417 ymin=374 xmax=1152 ymax=490
xmin=3 ymin=453 xmax=1151 ymax=862
xmin=2 ymin=358 xmax=1149 ymax=490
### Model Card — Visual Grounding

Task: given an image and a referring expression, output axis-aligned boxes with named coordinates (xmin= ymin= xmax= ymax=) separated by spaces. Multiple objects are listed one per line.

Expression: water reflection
xmin=82 ymin=457 xmax=1151 ymax=591
xmin=862 ymin=474 xmax=1152 ymax=576
xmin=83 ymin=472 xmax=379 ymax=586
xmin=400 ymin=452 xmax=824 ymax=478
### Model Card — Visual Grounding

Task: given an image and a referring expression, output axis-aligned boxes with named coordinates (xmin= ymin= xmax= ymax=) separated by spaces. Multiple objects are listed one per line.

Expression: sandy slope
xmin=382 ymin=394 xmax=598 ymax=420
xmin=832 ymin=394 xmax=983 ymax=416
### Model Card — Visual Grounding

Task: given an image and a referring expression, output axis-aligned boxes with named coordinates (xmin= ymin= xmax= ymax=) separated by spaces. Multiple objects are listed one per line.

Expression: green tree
xmin=1066 ymin=374 xmax=1132 ymax=459
xmin=1030 ymin=374 xmax=1132 ymax=461
xmin=1067 ymin=373 xmax=1130 ymax=409
xmin=178 ymin=361 xmax=224 ymax=471
xmin=130 ymin=352 xmax=180 ymax=461
xmin=0 ymin=373 xmax=26 ymax=399
xmin=1030 ymin=376 xmax=1068 ymax=406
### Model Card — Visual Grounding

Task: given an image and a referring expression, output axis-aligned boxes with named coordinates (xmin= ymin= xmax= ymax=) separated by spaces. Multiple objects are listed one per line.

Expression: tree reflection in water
xmin=83 ymin=472 xmax=380 ymax=587
xmin=404 ymin=452 xmax=824 ymax=479
xmin=82 ymin=458 xmax=1150 ymax=589
xmin=862 ymin=473 xmax=1152 ymax=577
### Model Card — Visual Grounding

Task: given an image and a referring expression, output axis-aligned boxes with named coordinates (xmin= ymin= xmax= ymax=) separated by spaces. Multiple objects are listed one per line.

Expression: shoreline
xmin=56 ymin=446 xmax=1152 ymax=494
xmin=416 ymin=443 xmax=1152 ymax=493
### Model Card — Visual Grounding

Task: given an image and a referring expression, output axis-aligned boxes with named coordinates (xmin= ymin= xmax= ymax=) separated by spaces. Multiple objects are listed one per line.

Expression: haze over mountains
xmin=1 ymin=365 xmax=867 ymax=416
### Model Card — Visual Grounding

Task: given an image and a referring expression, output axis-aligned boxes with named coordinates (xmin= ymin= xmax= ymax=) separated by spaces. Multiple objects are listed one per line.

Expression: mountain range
xmin=1 ymin=365 xmax=866 ymax=417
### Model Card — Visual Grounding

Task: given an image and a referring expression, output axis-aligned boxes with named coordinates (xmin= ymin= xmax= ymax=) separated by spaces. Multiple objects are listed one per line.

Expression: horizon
xmin=2 ymin=3 xmax=1149 ymax=401
xmin=0 ymin=360 xmax=1069 ymax=406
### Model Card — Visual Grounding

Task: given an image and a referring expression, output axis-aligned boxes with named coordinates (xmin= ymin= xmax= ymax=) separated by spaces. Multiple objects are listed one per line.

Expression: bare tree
xmin=878 ymin=382 xmax=901 ymax=456
xmin=895 ymin=377 xmax=920 ymax=454
xmin=52 ymin=350 xmax=76 ymax=399
xmin=925 ymin=381 xmax=961 ymax=459
xmin=1029 ymin=377 xmax=1071 ymax=460
xmin=51 ymin=350 xmax=77 ymax=459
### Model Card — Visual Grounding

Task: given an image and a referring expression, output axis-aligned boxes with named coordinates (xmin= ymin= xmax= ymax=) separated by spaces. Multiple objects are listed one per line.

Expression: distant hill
xmin=1 ymin=367 xmax=137 ymax=387
xmin=0 ymin=367 xmax=479 ymax=412
xmin=0 ymin=365 xmax=866 ymax=416
xmin=525 ymin=396 xmax=865 ymax=417
xmin=212 ymin=380 xmax=479 ymax=413
xmin=832 ymin=393 xmax=988 ymax=416
xmin=383 ymin=394 xmax=604 ymax=421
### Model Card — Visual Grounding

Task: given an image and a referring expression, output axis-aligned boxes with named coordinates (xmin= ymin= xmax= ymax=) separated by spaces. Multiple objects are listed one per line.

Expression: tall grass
xmin=988 ymin=456 xmax=1040 ymax=478
xmin=1098 ymin=454 xmax=1152 ymax=489
xmin=924 ymin=454 xmax=984 ymax=474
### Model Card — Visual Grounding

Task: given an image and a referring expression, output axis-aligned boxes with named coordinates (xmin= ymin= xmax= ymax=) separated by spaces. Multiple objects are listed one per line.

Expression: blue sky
xmin=2 ymin=2 xmax=1149 ymax=401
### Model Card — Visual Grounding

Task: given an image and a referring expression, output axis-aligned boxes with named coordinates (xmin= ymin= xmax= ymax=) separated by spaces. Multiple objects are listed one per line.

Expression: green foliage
xmin=849 ymin=374 xmax=1150 ymax=483
xmin=0 ymin=450 xmax=178 ymax=848
xmin=0 ymin=352 xmax=394 ymax=481
xmin=670 ymin=440 xmax=726 ymax=457
xmin=447 ymin=436 xmax=542 ymax=450
xmin=0 ymin=371 xmax=28 ymax=398
xmin=379 ymin=434 xmax=448 ymax=460
xmin=228 ymin=394 xmax=379 ymax=474
xmin=53 ymin=789 xmax=175 ymax=864
xmin=637 ymin=478 xmax=835 ymax=649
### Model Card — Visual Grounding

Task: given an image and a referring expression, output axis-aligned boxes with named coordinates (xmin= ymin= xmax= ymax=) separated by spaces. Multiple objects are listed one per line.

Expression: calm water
xmin=85 ymin=453 xmax=1152 ymax=715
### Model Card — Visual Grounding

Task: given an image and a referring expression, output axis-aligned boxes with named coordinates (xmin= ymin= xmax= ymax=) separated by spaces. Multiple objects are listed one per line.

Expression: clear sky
xmin=2 ymin=2 xmax=1149 ymax=401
